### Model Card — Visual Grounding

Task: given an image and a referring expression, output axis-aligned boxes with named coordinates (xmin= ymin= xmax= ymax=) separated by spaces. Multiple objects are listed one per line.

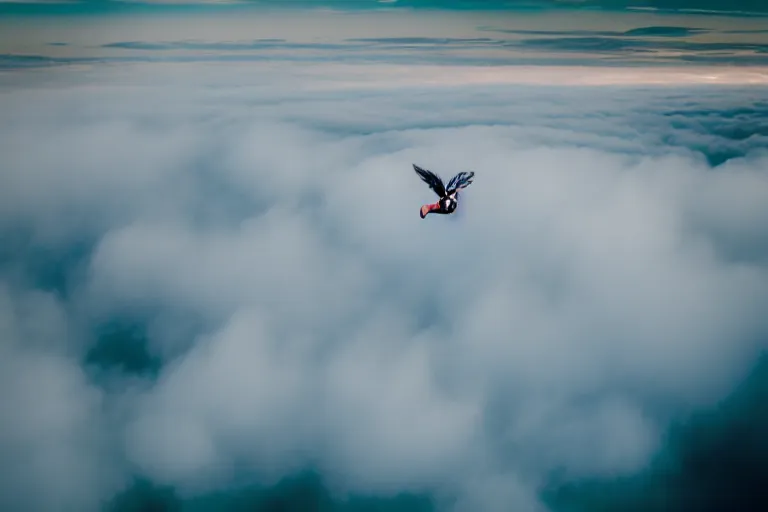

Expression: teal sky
xmin=3 ymin=2 xmax=768 ymax=71
xmin=1 ymin=0 xmax=767 ymax=15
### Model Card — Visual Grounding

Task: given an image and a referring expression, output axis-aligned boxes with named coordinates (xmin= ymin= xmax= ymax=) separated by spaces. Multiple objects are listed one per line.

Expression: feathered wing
xmin=413 ymin=164 xmax=446 ymax=198
xmin=446 ymin=171 xmax=475 ymax=194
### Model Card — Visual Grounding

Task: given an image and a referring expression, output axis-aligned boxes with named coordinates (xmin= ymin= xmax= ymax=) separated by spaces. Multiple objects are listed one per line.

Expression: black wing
xmin=413 ymin=164 xmax=445 ymax=198
xmin=446 ymin=171 xmax=474 ymax=194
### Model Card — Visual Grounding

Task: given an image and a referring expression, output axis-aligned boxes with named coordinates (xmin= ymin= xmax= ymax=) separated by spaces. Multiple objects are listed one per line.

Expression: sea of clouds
xmin=1 ymin=63 xmax=768 ymax=511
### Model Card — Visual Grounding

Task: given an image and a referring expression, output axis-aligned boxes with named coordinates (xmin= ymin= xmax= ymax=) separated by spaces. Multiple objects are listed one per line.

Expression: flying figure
xmin=413 ymin=164 xmax=475 ymax=219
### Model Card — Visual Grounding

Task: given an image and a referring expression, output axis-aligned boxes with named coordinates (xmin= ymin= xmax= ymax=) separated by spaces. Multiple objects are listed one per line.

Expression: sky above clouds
xmin=3 ymin=6 xmax=768 ymax=69
xmin=1 ymin=3 xmax=768 ymax=512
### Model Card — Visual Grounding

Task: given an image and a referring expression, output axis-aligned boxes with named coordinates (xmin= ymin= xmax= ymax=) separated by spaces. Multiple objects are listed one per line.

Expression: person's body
xmin=420 ymin=190 xmax=458 ymax=218
xmin=413 ymin=164 xmax=474 ymax=219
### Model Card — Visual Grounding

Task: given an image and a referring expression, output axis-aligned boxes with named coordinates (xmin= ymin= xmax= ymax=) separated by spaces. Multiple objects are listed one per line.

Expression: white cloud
xmin=1 ymin=62 xmax=768 ymax=511
xmin=0 ymin=285 xmax=125 ymax=511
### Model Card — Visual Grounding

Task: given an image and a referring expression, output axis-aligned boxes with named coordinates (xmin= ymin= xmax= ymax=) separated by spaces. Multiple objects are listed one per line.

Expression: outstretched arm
xmin=413 ymin=164 xmax=446 ymax=198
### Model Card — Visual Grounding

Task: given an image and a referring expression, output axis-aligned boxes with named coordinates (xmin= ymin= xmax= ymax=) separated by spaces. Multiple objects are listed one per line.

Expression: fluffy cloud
xmin=0 ymin=284 xmax=126 ymax=511
xmin=1 ymin=63 xmax=768 ymax=511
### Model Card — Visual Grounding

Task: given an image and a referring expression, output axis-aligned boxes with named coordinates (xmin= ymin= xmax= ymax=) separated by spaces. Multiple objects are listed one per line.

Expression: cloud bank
xmin=1 ymin=62 xmax=768 ymax=512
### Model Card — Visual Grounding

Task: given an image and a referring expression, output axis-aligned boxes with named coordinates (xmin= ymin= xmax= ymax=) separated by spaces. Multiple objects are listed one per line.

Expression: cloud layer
xmin=1 ymin=62 xmax=768 ymax=512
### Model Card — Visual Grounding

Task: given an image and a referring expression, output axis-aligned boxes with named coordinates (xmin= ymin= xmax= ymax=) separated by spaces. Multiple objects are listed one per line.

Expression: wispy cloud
xmin=4 ymin=14 xmax=768 ymax=69
xmin=479 ymin=25 xmax=713 ymax=37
